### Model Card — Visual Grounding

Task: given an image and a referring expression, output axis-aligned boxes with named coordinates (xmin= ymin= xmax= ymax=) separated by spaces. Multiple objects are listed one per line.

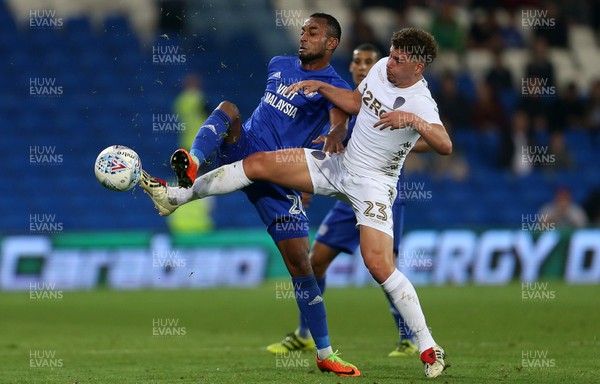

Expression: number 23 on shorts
xmin=363 ymin=201 xmax=388 ymax=221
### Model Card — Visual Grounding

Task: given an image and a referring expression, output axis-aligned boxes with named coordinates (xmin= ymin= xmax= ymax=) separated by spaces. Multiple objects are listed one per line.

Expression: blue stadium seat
xmin=2 ymin=6 xmax=600 ymax=234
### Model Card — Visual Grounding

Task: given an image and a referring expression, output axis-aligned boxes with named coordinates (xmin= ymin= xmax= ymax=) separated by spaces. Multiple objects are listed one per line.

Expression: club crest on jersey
xmin=304 ymin=91 xmax=317 ymax=98
xmin=311 ymin=151 xmax=326 ymax=160
xmin=393 ymin=97 xmax=405 ymax=109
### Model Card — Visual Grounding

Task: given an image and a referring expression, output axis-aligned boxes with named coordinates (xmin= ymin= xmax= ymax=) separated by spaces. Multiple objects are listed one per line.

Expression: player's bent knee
xmin=244 ymin=152 xmax=270 ymax=180
xmin=310 ymin=256 xmax=328 ymax=278
xmin=279 ymin=240 xmax=312 ymax=276
xmin=216 ymin=101 xmax=240 ymax=122
xmin=363 ymin=257 xmax=395 ymax=284
xmin=286 ymin=252 xmax=312 ymax=274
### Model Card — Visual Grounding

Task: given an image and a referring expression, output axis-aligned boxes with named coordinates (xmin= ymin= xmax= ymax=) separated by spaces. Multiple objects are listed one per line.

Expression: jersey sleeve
xmin=266 ymin=56 xmax=280 ymax=77
xmin=408 ymin=95 xmax=444 ymax=126
xmin=268 ymin=56 xmax=283 ymax=67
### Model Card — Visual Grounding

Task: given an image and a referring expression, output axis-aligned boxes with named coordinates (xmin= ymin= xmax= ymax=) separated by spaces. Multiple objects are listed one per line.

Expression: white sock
xmin=381 ymin=269 xmax=436 ymax=353
xmin=317 ymin=346 xmax=333 ymax=360
xmin=168 ymin=185 xmax=193 ymax=205
xmin=170 ymin=160 xmax=253 ymax=205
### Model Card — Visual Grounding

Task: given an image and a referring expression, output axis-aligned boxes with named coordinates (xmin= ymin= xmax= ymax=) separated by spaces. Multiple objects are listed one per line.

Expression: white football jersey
xmin=343 ymin=57 xmax=443 ymax=183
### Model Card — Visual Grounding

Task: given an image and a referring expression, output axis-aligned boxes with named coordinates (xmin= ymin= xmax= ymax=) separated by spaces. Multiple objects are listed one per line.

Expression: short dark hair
xmin=391 ymin=28 xmax=438 ymax=67
xmin=310 ymin=12 xmax=341 ymax=41
xmin=354 ymin=43 xmax=382 ymax=60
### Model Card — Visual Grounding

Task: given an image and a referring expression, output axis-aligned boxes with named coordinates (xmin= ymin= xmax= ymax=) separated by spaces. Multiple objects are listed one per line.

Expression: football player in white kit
xmin=141 ymin=28 xmax=451 ymax=378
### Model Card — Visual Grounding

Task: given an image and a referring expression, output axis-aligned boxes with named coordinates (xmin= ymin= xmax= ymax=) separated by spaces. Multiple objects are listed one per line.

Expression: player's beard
xmin=299 ymin=49 xmax=326 ymax=64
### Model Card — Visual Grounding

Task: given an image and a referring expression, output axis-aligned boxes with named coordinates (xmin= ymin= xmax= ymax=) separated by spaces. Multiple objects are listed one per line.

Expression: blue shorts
xmin=214 ymin=126 xmax=308 ymax=243
xmin=315 ymin=198 xmax=405 ymax=255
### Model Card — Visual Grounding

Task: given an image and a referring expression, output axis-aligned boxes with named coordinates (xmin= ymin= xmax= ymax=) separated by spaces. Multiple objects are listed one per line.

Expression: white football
xmin=94 ymin=145 xmax=142 ymax=191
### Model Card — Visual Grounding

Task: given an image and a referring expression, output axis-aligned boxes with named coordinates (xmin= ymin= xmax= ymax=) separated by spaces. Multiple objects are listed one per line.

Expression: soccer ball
xmin=94 ymin=145 xmax=142 ymax=191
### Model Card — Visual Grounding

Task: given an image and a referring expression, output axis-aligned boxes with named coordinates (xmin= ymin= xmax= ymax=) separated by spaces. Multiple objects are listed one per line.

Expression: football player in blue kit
xmin=161 ymin=13 xmax=360 ymax=376
xmin=266 ymin=44 xmax=426 ymax=357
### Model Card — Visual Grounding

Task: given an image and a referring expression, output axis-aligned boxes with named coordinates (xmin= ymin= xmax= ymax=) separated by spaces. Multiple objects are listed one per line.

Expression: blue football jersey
xmin=244 ymin=56 xmax=352 ymax=151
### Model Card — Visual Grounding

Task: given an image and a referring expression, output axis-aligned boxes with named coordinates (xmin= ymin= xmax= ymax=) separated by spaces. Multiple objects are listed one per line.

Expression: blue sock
xmin=190 ymin=109 xmax=232 ymax=165
xmin=292 ymin=275 xmax=329 ymax=349
xmin=298 ymin=277 xmax=326 ymax=338
xmin=383 ymin=288 xmax=414 ymax=342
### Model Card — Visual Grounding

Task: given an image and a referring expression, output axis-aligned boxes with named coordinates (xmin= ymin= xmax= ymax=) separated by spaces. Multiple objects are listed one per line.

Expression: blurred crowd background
xmin=2 ymin=0 xmax=600 ymax=236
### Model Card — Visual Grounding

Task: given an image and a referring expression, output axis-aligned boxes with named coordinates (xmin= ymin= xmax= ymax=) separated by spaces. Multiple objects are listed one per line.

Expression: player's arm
xmin=286 ymin=80 xmax=362 ymax=115
xmin=375 ymin=111 xmax=452 ymax=155
xmin=313 ymin=107 xmax=349 ymax=154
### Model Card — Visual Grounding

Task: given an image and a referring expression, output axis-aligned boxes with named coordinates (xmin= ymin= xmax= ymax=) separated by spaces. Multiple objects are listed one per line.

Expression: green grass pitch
xmin=1 ymin=282 xmax=598 ymax=383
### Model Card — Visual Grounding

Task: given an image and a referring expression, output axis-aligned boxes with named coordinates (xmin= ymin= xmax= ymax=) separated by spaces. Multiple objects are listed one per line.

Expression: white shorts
xmin=303 ymin=149 xmax=397 ymax=237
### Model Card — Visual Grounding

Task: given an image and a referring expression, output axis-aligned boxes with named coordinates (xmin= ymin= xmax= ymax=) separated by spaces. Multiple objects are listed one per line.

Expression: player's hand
xmin=313 ymin=133 xmax=345 ymax=155
xmin=301 ymin=192 xmax=313 ymax=209
xmin=285 ymin=80 xmax=325 ymax=97
xmin=374 ymin=111 xmax=415 ymax=131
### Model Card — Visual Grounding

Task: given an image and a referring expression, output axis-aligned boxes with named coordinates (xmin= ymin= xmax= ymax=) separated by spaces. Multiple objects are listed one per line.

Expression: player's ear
xmin=326 ymin=36 xmax=339 ymax=51
xmin=415 ymin=61 xmax=425 ymax=75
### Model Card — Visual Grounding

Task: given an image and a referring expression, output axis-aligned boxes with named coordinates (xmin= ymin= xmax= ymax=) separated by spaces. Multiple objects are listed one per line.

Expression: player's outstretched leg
xmin=140 ymin=158 xmax=254 ymax=216
xmin=171 ymin=101 xmax=240 ymax=187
